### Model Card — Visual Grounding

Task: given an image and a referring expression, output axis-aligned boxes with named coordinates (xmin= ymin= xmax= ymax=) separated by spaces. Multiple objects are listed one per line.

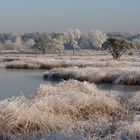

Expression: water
xmin=0 ymin=67 xmax=140 ymax=100
xmin=0 ymin=134 xmax=85 ymax=140
xmin=98 ymin=83 xmax=140 ymax=92
xmin=98 ymin=83 xmax=140 ymax=96
xmin=0 ymin=67 xmax=46 ymax=100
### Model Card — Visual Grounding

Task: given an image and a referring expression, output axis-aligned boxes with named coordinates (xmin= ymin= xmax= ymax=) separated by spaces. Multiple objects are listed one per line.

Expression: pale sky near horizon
xmin=0 ymin=0 xmax=140 ymax=33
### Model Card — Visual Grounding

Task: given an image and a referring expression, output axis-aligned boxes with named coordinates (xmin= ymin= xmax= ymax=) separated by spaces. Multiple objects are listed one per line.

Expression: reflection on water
xmin=97 ymin=83 xmax=140 ymax=100
xmin=0 ymin=67 xmax=46 ymax=99
xmin=98 ymin=83 xmax=140 ymax=92
xmin=0 ymin=134 xmax=85 ymax=140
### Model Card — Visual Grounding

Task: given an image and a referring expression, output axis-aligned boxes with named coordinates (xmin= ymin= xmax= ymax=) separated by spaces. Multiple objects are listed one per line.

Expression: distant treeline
xmin=0 ymin=30 xmax=140 ymax=54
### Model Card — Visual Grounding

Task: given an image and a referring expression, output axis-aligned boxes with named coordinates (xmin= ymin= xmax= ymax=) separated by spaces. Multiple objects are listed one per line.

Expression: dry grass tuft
xmin=6 ymin=61 xmax=40 ymax=69
xmin=128 ymin=92 xmax=140 ymax=111
xmin=5 ymin=52 xmax=140 ymax=70
xmin=45 ymin=67 xmax=140 ymax=85
xmin=0 ymin=80 xmax=127 ymax=139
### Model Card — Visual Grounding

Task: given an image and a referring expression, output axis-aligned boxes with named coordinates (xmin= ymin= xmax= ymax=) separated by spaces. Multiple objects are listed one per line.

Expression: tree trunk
xmin=58 ymin=50 xmax=61 ymax=56
xmin=73 ymin=48 xmax=75 ymax=56
xmin=113 ymin=54 xmax=120 ymax=60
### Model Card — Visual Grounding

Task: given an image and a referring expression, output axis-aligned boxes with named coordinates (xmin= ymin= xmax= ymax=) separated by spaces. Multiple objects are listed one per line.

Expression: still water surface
xmin=0 ymin=67 xmax=140 ymax=100
xmin=0 ymin=67 xmax=46 ymax=99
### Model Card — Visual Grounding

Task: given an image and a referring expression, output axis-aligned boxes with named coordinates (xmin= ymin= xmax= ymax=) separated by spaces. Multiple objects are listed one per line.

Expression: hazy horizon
xmin=0 ymin=0 xmax=140 ymax=33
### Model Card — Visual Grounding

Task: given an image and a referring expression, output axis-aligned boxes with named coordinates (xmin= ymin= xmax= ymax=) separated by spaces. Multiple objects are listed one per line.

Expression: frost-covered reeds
xmin=0 ymin=80 xmax=140 ymax=139
xmin=0 ymin=80 xmax=128 ymax=139
xmin=6 ymin=57 xmax=140 ymax=70
xmin=4 ymin=50 xmax=140 ymax=70
xmin=44 ymin=67 xmax=140 ymax=85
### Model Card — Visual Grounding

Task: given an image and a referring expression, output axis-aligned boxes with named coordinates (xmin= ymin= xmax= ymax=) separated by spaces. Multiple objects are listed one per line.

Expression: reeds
xmin=44 ymin=67 xmax=140 ymax=85
xmin=5 ymin=55 xmax=140 ymax=70
xmin=0 ymin=80 xmax=128 ymax=139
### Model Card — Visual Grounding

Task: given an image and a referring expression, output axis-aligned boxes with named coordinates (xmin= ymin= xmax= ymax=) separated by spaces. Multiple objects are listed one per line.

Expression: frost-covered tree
xmin=71 ymin=40 xmax=79 ymax=55
xmin=133 ymin=39 xmax=140 ymax=49
xmin=2 ymin=33 xmax=23 ymax=50
xmin=67 ymin=29 xmax=81 ymax=55
xmin=0 ymin=42 xmax=4 ymax=52
xmin=32 ymin=34 xmax=52 ymax=54
xmin=102 ymin=37 xmax=135 ymax=59
xmin=78 ymin=33 xmax=92 ymax=49
xmin=51 ymin=32 xmax=68 ymax=56
xmin=4 ymin=40 xmax=15 ymax=50
xmin=51 ymin=38 xmax=64 ymax=56
xmin=90 ymin=30 xmax=107 ymax=50
xmin=23 ymin=39 xmax=35 ymax=50
xmin=9 ymin=33 xmax=22 ymax=50
xmin=68 ymin=29 xmax=81 ymax=40
xmin=32 ymin=32 xmax=67 ymax=54
xmin=15 ymin=37 xmax=22 ymax=50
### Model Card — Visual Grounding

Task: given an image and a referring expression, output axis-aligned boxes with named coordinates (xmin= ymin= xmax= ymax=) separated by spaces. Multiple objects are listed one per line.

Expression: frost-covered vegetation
xmin=0 ymin=49 xmax=139 ymax=139
xmin=0 ymin=30 xmax=140 ymax=139
xmin=4 ymin=50 xmax=140 ymax=85
xmin=44 ymin=67 xmax=140 ymax=85
xmin=0 ymin=30 xmax=140 ymax=55
xmin=1 ymin=80 xmax=140 ymax=140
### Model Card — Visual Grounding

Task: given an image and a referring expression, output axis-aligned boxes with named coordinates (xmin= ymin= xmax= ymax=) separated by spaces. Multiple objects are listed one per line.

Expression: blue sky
xmin=0 ymin=0 xmax=140 ymax=33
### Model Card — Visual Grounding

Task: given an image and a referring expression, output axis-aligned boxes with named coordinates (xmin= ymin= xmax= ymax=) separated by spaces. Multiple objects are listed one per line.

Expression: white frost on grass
xmin=45 ymin=67 xmax=140 ymax=85
xmin=0 ymin=80 xmax=126 ymax=139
